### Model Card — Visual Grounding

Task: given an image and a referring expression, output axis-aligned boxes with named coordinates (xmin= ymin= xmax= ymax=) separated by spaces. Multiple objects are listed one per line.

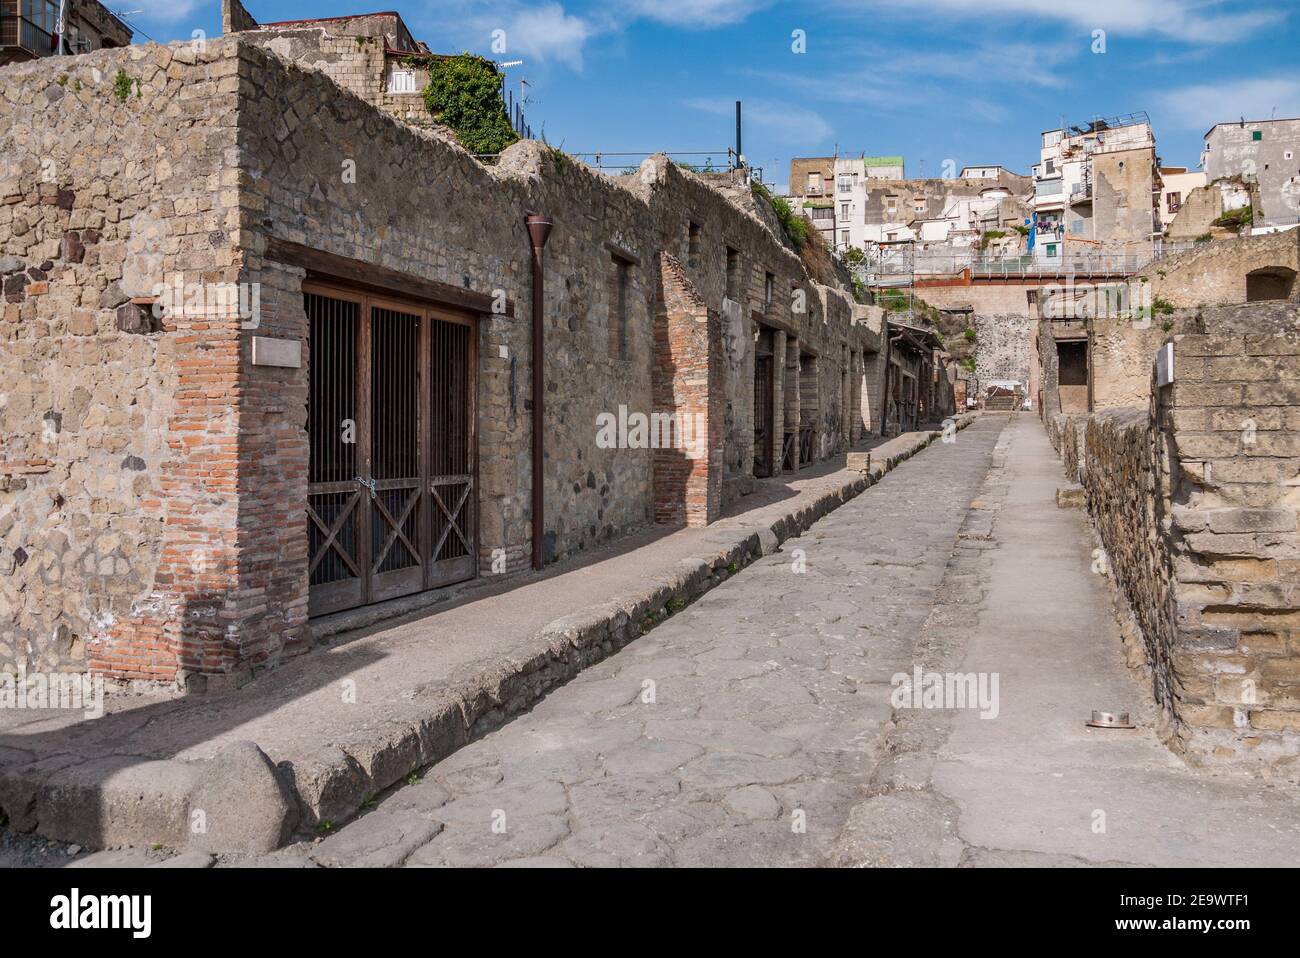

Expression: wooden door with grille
xmin=753 ymin=346 xmax=775 ymax=478
xmin=306 ymin=282 xmax=477 ymax=617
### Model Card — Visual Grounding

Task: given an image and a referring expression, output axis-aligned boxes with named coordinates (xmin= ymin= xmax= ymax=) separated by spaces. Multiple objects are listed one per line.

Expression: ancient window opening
xmin=764 ymin=271 xmax=775 ymax=309
xmin=687 ymin=221 xmax=701 ymax=268
xmin=1246 ymin=267 xmax=1297 ymax=303
xmin=608 ymin=253 xmax=631 ymax=360
xmin=725 ymin=246 xmax=740 ymax=300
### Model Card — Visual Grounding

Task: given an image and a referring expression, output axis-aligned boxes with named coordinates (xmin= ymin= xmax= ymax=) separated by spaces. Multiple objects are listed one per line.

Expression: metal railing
xmin=561 ymin=150 xmax=739 ymax=176
xmin=851 ymin=241 xmax=1200 ymax=284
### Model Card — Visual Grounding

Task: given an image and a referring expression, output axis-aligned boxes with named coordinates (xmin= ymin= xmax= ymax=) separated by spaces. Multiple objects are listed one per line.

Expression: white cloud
xmin=413 ymin=0 xmax=772 ymax=71
xmin=415 ymin=1 xmax=593 ymax=69
xmin=508 ymin=4 xmax=592 ymax=69
xmin=852 ymin=0 xmax=1284 ymax=44
xmin=1158 ymin=75 xmax=1300 ymax=131
xmin=620 ymin=0 xmax=774 ymax=28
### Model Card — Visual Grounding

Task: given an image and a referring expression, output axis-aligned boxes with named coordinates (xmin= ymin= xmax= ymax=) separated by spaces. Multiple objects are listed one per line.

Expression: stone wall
xmin=2 ymin=37 xmax=875 ymax=683
xmin=0 ymin=43 xmax=245 ymax=681
xmin=1139 ymin=230 xmax=1300 ymax=308
xmin=917 ymin=283 xmax=1035 ymax=389
xmin=1048 ymin=306 xmax=1300 ymax=763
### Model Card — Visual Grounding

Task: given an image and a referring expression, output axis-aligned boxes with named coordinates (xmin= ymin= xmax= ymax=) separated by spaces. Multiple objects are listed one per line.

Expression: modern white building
xmin=1030 ymin=113 xmax=1158 ymax=260
xmin=1202 ymin=118 xmax=1300 ymax=228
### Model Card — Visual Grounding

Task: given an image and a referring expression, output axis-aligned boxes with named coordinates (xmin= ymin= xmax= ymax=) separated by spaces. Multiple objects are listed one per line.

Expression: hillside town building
xmin=0 ymin=0 xmax=130 ymax=65
xmin=1202 ymin=117 xmax=1300 ymax=230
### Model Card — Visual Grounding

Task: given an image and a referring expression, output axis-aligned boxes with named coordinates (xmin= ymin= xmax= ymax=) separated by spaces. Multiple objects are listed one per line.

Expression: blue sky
xmin=132 ymin=1 xmax=1298 ymax=190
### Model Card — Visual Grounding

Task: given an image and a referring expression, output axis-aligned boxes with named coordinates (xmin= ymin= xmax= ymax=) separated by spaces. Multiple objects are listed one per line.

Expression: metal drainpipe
xmin=526 ymin=212 xmax=554 ymax=572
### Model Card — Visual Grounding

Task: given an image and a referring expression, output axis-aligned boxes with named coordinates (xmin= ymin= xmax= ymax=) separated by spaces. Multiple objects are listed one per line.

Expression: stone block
xmin=188 ymin=741 xmax=298 ymax=855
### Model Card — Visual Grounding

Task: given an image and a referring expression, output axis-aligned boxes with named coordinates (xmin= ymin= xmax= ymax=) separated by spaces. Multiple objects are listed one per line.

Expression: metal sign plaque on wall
xmin=252 ymin=336 xmax=302 ymax=369
xmin=1156 ymin=342 xmax=1174 ymax=388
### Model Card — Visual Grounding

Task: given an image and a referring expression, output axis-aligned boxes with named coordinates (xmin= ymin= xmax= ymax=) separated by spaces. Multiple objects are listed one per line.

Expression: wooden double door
xmin=305 ymin=282 xmax=477 ymax=617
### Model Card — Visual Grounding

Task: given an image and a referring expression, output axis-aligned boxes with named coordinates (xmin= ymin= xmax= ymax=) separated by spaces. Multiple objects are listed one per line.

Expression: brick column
xmin=651 ymin=254 xmax=723 ymax=527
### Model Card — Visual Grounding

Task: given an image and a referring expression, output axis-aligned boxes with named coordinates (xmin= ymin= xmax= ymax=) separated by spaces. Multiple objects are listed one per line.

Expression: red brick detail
xmin=652 ymin=254 xmax=723 ymax=527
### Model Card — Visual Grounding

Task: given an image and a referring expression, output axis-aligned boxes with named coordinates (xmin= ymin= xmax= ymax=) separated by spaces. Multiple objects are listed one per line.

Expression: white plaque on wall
xmin=252 ymin=336 xmax=302 ymax=369
xmin=1156 ymin=342 xmax=1174 ymax=388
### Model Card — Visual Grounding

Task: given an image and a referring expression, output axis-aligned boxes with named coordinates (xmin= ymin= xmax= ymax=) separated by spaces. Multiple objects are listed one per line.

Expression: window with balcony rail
xmin=3 ymin=0 xmax=60 ymax=57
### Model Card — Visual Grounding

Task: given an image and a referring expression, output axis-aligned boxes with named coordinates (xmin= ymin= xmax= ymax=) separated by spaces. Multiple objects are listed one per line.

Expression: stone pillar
xmin=783 ymin=337 xmax=800 ymax=469
xmin=770 ymin=328 xmax=786 ymax=473
xmin=651 ymin=254 xmax=723 ymax=527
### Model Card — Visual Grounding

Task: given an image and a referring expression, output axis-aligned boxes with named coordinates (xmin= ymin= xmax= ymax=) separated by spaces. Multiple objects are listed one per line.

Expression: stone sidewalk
xmin=234 ymin=417 xmax=1007 ymax=866
xmin=0 ymin=418 xmax=976 ymax=854
xmin=834 ymin=415 xmax=1300 ymax=867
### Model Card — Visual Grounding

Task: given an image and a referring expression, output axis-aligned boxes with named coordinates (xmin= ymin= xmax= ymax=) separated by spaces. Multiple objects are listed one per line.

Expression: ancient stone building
xmin=1038 ymin=252 xmax=1300 ymax=760
xmin=0 ymin=32 xmax=891 ymax=686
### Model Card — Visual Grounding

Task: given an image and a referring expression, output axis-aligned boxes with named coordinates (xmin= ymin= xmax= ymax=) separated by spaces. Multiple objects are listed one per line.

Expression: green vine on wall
xmin=420 ymin=53 xmax=519 ymax=155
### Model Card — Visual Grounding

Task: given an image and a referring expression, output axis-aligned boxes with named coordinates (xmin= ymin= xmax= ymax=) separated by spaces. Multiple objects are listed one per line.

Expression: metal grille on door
xmin=306 ymin=283 xmax=477 ymax=617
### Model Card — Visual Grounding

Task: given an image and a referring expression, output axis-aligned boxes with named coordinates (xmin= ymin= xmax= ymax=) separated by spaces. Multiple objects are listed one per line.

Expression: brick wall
xmin=652 ymin=256 xmax=722 ymax=526
xmin=0 ymin=43 xmax=242 ymax=683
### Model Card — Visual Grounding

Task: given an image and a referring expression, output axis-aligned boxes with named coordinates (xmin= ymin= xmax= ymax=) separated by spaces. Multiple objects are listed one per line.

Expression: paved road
xmin=274 ymin=418 xmax=1006 ymax=867
xmin=836 ymin=415 xmax=1300 ymax=868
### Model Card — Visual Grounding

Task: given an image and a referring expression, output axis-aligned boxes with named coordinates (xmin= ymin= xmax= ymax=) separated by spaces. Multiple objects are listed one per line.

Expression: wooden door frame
xmin=752 ymin=324 xmax=776 ymax=478
xmin=304 ymin=280 xmax=479 ymax=617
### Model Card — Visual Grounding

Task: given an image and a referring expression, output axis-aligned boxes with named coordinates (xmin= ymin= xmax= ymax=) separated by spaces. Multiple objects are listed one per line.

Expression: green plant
xmin=316 ymin=820 xmax=335 ymax=834
xmin=1194 ymin=232 xmax=1213 ymax=243
xmin=665 ymin=597 xmax=686 ymax=614
xmin=406 ymin=772 xmax=421 ymax=786
xmin=361 ymin=794 xmax=377 ymax=809
xmin=877 ymin=289 xmax=910 ymax=312
xmin=727 ymin=561 xmax=738 ymax=574
xmin=1152 ymin=296 xmax=1176 ymax=316
xmin=960 ymin=356 xmax=976 ymax=372
xmin=752 ymin=181 xmax=809 ymax=250
xmin=1211 ymin=206 xmax=1252 ymax=233
xmin=422 ymin=53 xmax=518 ymax=155
xmin=979 ymin=229 xmax=1007 ymax=251
xmin=963 ymin=327 xmax=976 ymax=343
xmin=1012 ymin=224 xmax=1030 ymax=236
xmin=112 ymin=69 xmax=137 ymax=103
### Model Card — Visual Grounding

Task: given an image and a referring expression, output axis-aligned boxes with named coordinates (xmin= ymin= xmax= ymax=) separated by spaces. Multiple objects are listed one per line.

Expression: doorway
xmin=305 ymin=282 xmax=477 ymax=617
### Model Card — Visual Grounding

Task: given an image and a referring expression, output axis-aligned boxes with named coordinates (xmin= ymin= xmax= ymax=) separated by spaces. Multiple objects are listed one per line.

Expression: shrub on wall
xmin=751 ymin=181 xmax=809 ymax=250
xmin=421 ymin=54 xmax=519 ymax=155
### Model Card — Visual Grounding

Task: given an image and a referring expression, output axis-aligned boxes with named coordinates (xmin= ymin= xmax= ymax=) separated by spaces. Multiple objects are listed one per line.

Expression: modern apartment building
xmin=1030 ymin=113 xmax=1160 ymax=259
xmin=788 ymin=155 xmax=905 ymax=250
xmin=1202 ymin=117 xmax=1300 ymax=229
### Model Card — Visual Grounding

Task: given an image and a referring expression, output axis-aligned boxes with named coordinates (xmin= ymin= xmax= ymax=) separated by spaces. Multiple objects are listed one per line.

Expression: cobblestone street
xmin=269 ymin=418 xmax=1006 ymax=867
